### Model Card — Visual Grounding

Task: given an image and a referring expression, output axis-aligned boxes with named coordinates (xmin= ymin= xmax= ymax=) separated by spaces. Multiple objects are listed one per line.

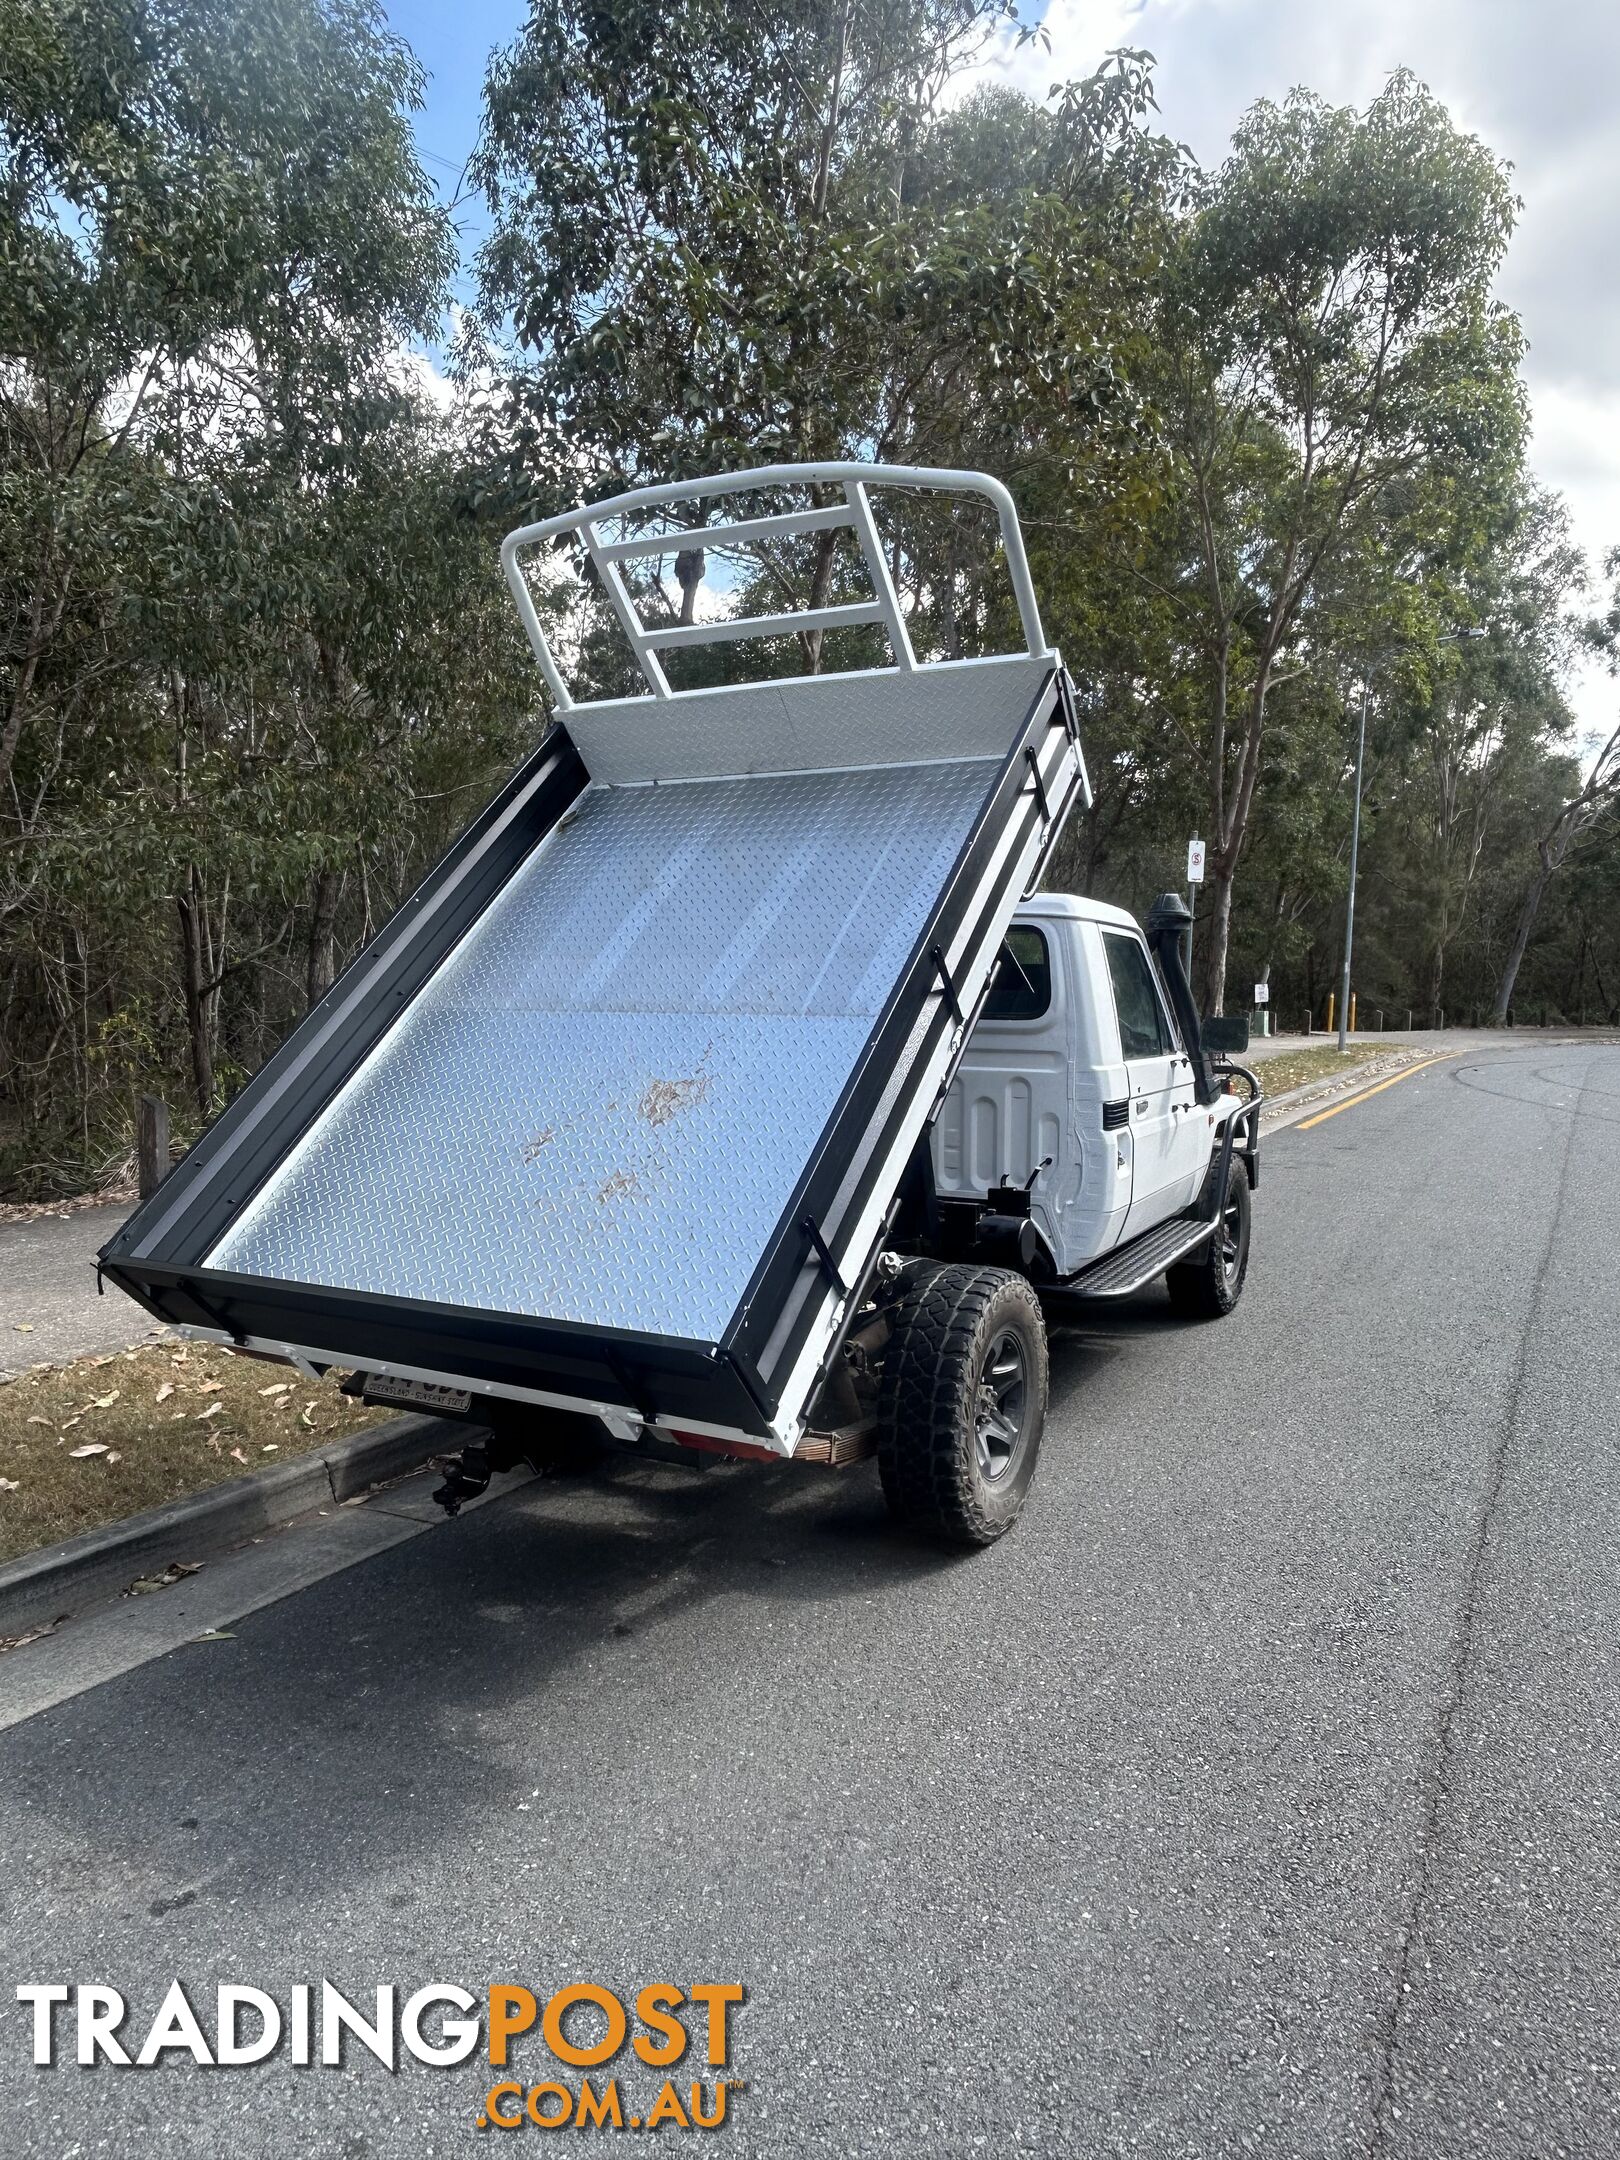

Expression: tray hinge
xmin=1055 ymin=669 xmax=1080 ymax=744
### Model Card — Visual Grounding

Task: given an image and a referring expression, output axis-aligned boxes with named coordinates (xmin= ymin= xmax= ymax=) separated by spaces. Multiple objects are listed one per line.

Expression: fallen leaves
xmin=0 ymin=1340 xmax=385 ymax=1566
xmin=127 ymin=1560 xmax=203 ymax=1596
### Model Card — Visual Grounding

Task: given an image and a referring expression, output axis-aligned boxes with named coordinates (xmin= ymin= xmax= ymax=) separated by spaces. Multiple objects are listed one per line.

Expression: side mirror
xmin=1201 ymin=1013 xmax=1250 ymax=1054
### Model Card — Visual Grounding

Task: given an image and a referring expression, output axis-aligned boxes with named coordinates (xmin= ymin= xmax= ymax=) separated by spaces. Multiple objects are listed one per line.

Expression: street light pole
xmin=1337 ymin=679 xmax=1371 ymax=1055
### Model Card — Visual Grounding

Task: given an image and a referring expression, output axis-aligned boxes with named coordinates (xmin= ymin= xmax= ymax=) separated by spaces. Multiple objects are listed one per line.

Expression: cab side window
xmin=1103 ymin=932 xmax=1173 ymax=1059
xmin=983 ymin=926 xmax=1052 ymax=1020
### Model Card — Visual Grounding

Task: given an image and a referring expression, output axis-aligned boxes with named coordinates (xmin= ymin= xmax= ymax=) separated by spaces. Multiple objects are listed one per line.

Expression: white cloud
xmin=391 ymin=343 xmax=457 ymax=416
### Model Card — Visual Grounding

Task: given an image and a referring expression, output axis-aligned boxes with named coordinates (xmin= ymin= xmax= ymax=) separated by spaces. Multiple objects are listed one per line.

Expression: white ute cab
xmin=937 ymin=894 xmax=1240 ymax=1273
xmin=861 ymin=887 xmax=1262 ymax=1548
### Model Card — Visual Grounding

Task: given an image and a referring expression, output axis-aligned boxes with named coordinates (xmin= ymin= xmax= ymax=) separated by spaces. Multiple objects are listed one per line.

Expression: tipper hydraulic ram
xmin=99 ymin=465 xmax=1091 ymax=1471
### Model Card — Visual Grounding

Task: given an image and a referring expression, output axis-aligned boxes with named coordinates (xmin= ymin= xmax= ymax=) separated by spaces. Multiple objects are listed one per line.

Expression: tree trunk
xmin=798 ymin=525 xmax=841 ymax=674
xmin=1199 ymin=648 xmax=1276 ymax=1017
xmin=307 ymin=868 xmax=341 ymax=1009
xmin=674 ymin=548 xmax=705 ymax=625
xmin=1200 ymin=864 xmax=1235 ymax=1018
xmin=1492 ymin=843 xmax=1553 ymax=1024
xmin=0 ymin=569 xmax=70 ymax=805
xmin=176 ymin=871 xmax=216 ymax=1114
xmin=1590 ymin=941 xmax=1612 ymax=1024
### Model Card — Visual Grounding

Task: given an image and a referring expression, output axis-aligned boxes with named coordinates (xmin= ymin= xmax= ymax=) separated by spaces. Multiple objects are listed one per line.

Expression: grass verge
xmin=0 ymin=1343 xmax=385 ymax=1566
xmin=1252 ymin=1043 xmax=1400 ymax=1098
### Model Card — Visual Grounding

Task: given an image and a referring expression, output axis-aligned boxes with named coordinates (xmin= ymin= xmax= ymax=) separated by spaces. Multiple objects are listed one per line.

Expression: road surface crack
xmin=1367 ymin=1058 xmax=1588 ymax=2155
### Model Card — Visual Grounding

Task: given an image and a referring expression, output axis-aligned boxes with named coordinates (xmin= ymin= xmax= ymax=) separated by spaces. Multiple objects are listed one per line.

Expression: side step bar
xmin=1046 ymin=1213 xmax=1215 ymax=1301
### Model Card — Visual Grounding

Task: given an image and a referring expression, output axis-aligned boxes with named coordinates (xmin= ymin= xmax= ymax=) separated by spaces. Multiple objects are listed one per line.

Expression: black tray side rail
xmin=725 ymin=664 xmax=1085 ymax=1417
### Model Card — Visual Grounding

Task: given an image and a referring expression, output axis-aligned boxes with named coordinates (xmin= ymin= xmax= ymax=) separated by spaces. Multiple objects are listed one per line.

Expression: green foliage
xmin=1 ymin=7 xmax=1614 ymax=1197
xmin=469 ymin=7 xmax=1173 ymax=498
xmin=0 ymin=0 xmax=536 ymax=1187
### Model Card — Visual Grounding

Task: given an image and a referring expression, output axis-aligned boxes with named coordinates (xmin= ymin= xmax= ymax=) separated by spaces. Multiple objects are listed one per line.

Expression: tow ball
xmin=431 ymin=1439 xmax=492 ymax=1517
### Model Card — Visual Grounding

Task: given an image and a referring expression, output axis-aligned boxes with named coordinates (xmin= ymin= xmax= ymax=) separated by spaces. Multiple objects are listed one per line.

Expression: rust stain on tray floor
xmin=639 ymin=1073 xmax=711 ymax=1126
xmin=639 ymin=1045 xmax=715 ymax=1128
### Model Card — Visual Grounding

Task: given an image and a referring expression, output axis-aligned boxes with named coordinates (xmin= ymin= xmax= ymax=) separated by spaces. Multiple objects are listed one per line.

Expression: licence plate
xmin=364 ymin=1374 xmax=472 ymax=1413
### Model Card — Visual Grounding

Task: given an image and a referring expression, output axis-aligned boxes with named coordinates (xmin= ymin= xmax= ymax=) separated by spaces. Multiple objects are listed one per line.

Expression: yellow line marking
xmin=1295 ymin=1053 xmax=1458 ymax=1130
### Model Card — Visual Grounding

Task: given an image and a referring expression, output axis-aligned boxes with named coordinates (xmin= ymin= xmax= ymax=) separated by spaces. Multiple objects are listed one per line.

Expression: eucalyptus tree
xmin=469 ymin=9 xmax=1179 ymax=685
xmin=1489 ymin=542 xmax=1620 ymax=1021
xmin=0 ymin=0 xmax=451 ymax=797
xmin=1150 ymin=72 xmax=1524 ymax=1011
xmin=0 ymin=0 xmax=521 ymax=1151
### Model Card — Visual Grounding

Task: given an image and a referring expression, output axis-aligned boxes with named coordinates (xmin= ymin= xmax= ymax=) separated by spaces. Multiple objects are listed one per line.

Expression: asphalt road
xmin=0 ymin=1041 xmax=1615 ymax=2157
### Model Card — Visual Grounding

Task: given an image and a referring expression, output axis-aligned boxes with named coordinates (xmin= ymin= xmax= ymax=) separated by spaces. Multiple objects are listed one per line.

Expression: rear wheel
xmin=1166 ymin=1153 xmax=1251 ymax=1318
xmin=878 ymin=1265 xmax=1048 ymax=1547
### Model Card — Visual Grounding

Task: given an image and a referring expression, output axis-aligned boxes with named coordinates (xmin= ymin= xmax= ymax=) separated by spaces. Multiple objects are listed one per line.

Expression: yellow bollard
xmin=1349 ymin=992 xmax=1357 ymax=1033
xmin=1326 ymin=990 xmax=1335 ymax=1033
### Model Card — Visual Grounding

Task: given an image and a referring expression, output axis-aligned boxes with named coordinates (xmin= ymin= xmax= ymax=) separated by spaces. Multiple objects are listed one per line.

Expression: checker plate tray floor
xmin=207 ymin=760 xmax=997 ymax=1342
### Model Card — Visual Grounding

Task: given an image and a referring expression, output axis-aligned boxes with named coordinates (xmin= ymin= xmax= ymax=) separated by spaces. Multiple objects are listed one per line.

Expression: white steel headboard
xmin=499 ymin=461 xmax=1051 ymax=711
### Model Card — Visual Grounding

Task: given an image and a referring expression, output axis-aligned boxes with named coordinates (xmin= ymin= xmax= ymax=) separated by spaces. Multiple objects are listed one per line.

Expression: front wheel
xmin=1166 ymin=1153 xmax=1251 ymax=1318
xmin=877 ymin=1265 xmax=1048 ymax=1547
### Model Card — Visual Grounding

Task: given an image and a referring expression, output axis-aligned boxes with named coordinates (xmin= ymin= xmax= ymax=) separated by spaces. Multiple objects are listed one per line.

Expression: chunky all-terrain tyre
xmin=877 ymin=1265 xmax=1049 ymax=1548
xmin=1166 ymin=1153 xmax=1251 ymax=1318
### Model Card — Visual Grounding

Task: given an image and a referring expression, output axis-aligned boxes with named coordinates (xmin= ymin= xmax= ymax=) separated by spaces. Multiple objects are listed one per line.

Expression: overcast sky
xmin=389 ymin=0 xmax=1616 ymax=740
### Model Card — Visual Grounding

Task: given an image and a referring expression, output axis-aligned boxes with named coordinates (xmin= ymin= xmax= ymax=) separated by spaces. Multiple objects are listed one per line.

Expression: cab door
xmin=1100 ymin=929 xmax=1187 ymax=1239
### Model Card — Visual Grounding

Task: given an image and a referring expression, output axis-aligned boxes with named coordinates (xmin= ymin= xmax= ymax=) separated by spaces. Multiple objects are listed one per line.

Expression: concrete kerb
xmin=0 ymin=1414 xmax=461 ymax=1642
xmin=1255 ymin=1045 xmax=1441 ymax=1131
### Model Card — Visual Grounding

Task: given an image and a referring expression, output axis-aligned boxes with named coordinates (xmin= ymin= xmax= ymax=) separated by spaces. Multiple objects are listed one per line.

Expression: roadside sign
xmin=1187 ymin=839 xmax=1206 ymax=884
xmin=1254 ymin=982 xmax=1269 ymax=1006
